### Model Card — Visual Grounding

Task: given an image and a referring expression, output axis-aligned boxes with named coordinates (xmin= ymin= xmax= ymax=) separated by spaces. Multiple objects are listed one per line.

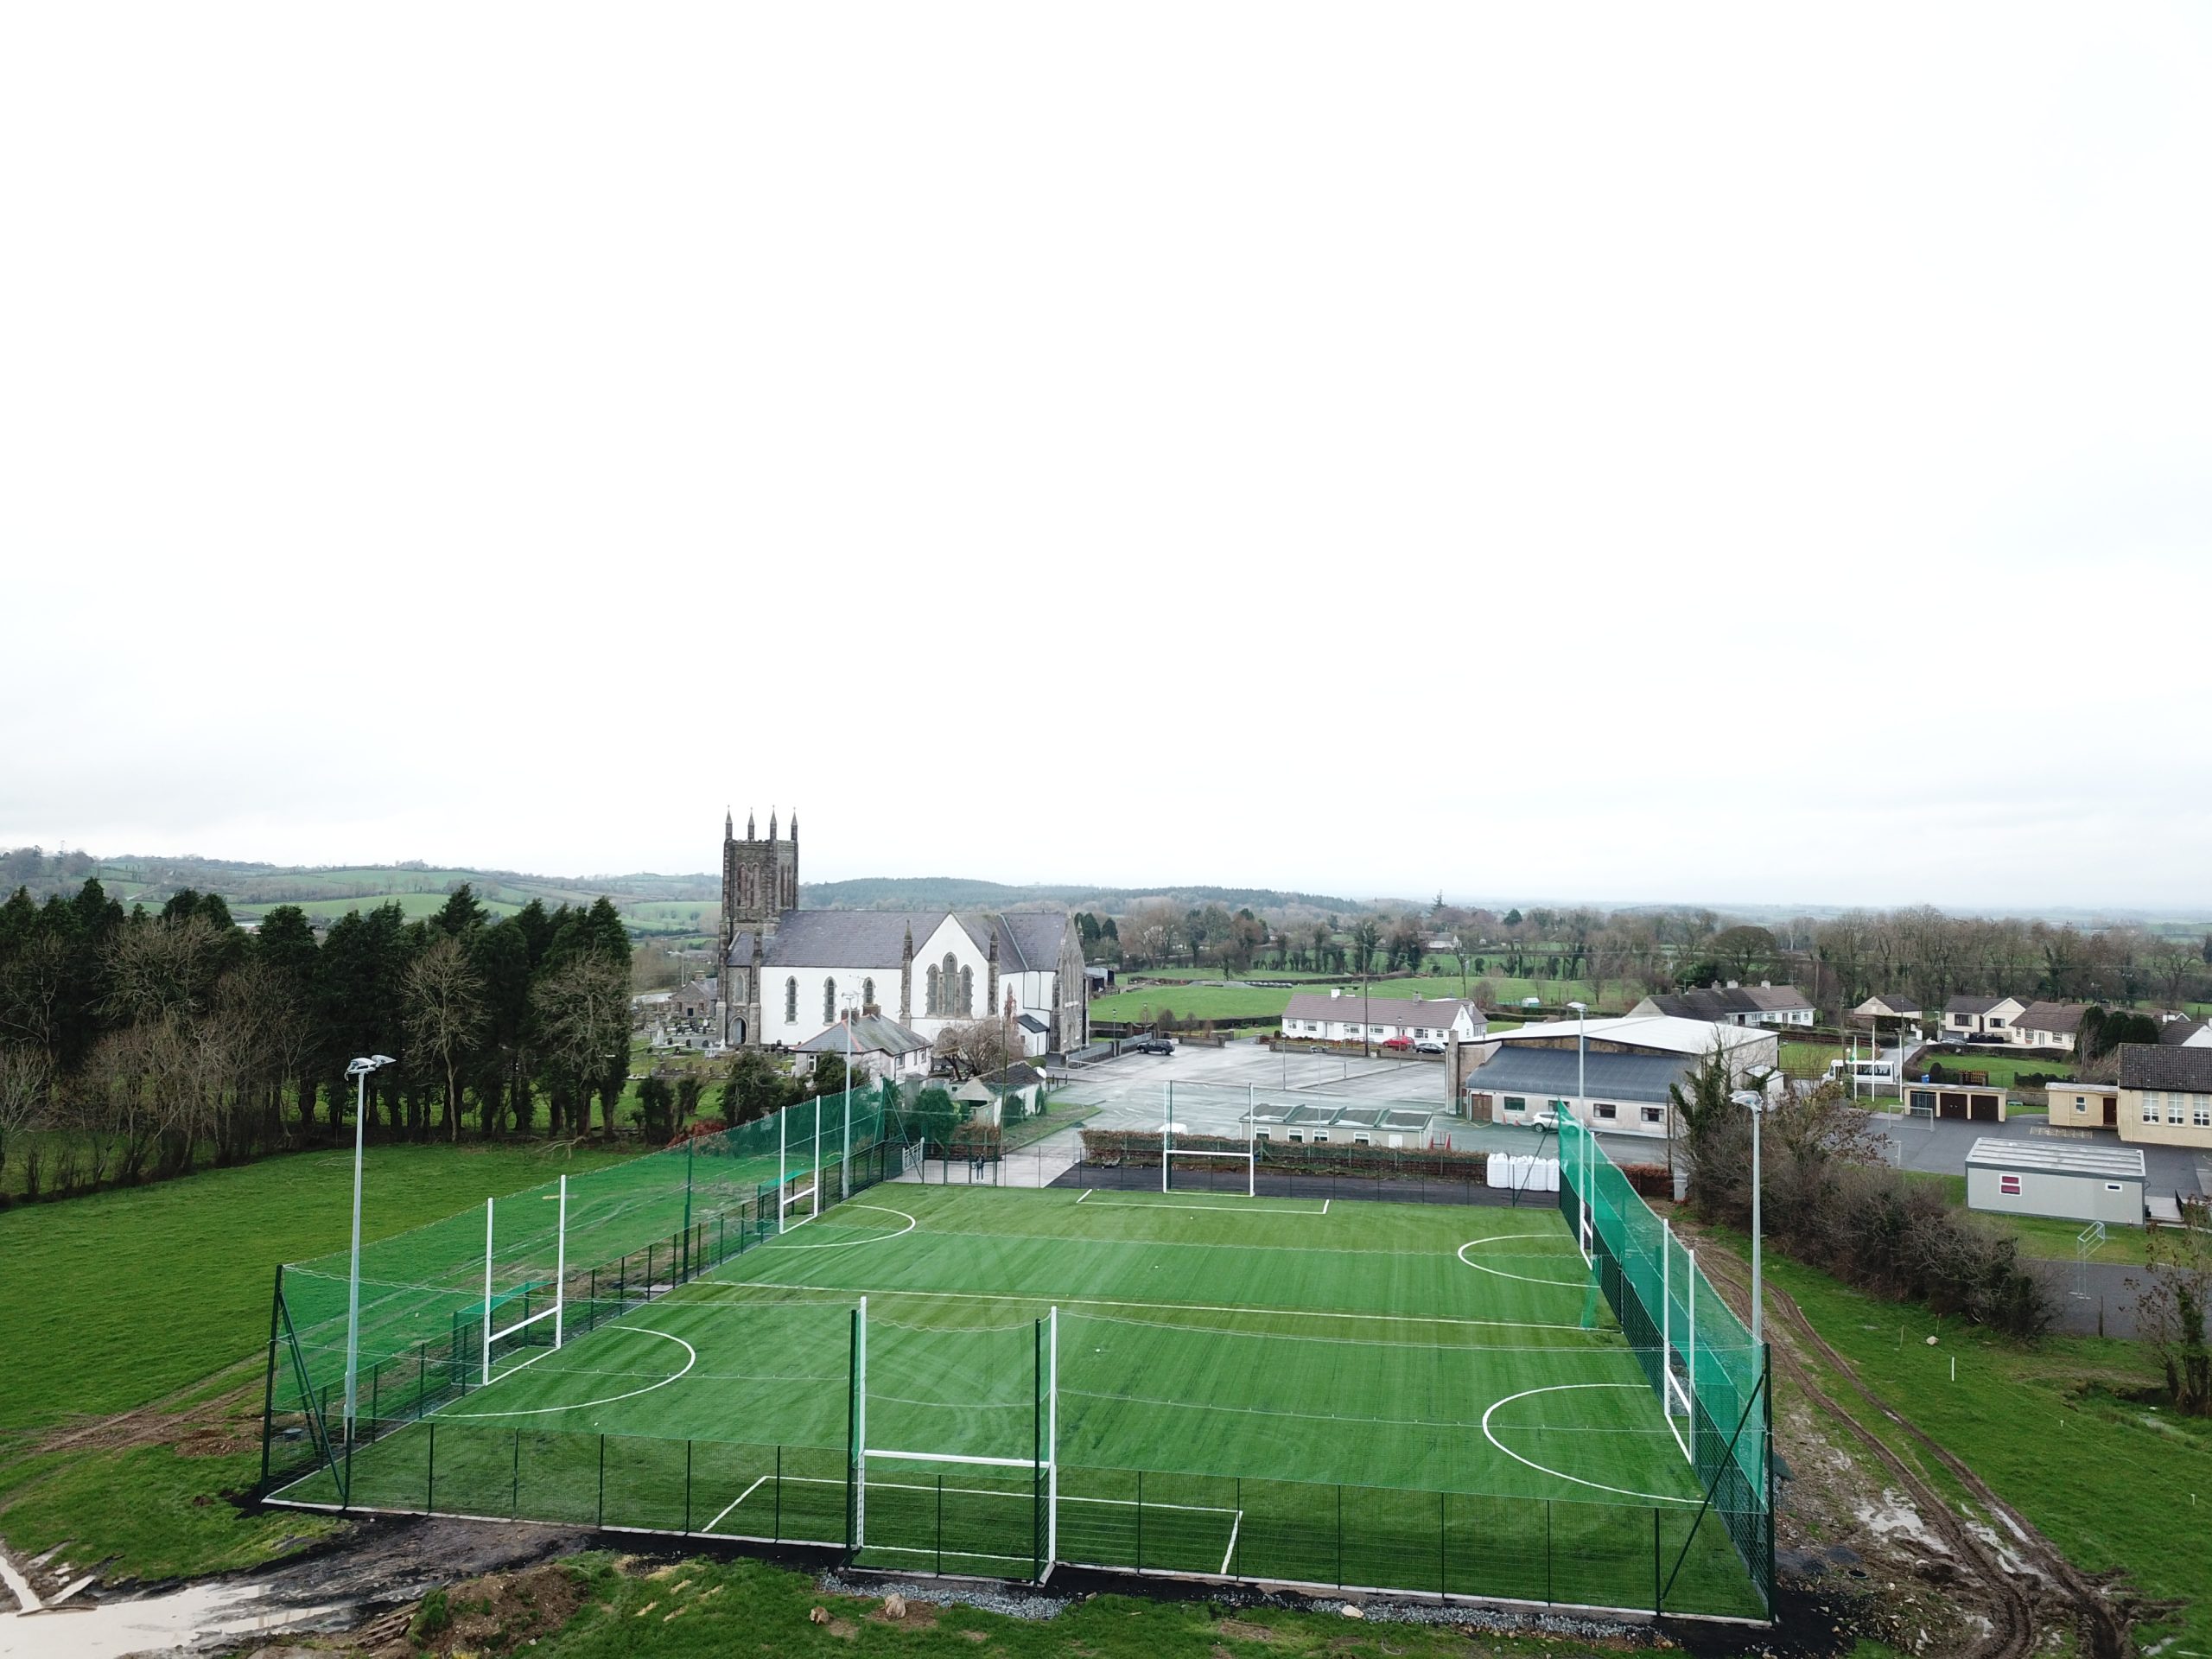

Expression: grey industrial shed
xmin=1963 ymin=1137 xmax=2145 ymax=1226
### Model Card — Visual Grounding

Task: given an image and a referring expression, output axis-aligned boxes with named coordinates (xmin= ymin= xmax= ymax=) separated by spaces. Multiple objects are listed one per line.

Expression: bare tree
xmin=933 ymin=1019 xmax=1018 ymax=1082
xmin=2132 ymin=1224 xmax=2212 ymax=1415
xmin=406 ymin=934 xmax=489 ymax=1141
xmin=534 ymin=956 xmax=631 ymax=1137
xmin=0 ymin=1046 xmax=49 ymax=1187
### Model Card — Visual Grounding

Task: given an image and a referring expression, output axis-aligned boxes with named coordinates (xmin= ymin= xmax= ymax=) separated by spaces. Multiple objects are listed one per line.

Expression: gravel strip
xmin=817 ymin=1573 xmax=1071 ymax=1621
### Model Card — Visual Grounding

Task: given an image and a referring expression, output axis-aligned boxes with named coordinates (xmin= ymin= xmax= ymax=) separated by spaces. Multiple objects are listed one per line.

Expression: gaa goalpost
xmin=478 ymin=1175 xmax=569 ymax=1385
xmin=1160 ymin=1081 xmax=1257 ymax=1198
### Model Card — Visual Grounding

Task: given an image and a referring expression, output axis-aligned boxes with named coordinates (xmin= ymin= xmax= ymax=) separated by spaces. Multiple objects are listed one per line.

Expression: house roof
xmin=2117 ymin=1043 xmax=2212 ymax=1092
xmin=1944 ymin=994 xmax=2023 ymax=1016
xmin=795 ymin=1013 xmax=932 ymax=1056
xmin=977 ymin=1062 xmax=1046 ymax=1090
xmin=1964 ymin=1136 xmax=2145 ymax=1179
xmin=1642 ymin=985 xmax=1810 ymax=1021
xmin=1466 ymin=1046 xmax=1694 ymax=1105
xmin=1855 ymin=994 xmax=1923 ymax=1014
xmin=2162 ymin=1018 xmax=2207 ymax=1046
xmin=1281 ymin=993 xmax=1480 ymax=1028
xmin=2012 ymin=1001 xmax=2087 ymax=1035
xmin=1017 ymin=1013 xmax=1050 ymax=1034
xmin=1492 ymin=1014 xmax=1773 ymax=1059
xmin=994 ymin=912 xmax=1071 ymax=972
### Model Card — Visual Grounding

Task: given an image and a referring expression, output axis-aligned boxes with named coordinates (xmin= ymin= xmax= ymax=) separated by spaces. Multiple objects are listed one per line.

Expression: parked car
xmin=1413 ymin=1039 xmax=1447 ymax=1055
xmin=1381 ymin=1037 xmax=1414 ymax=1052
xmin=1135 ymin=1037 xmax=1174 ymax=1056
xmin=1531 ymin=1109 xmax=1561 ymax=1130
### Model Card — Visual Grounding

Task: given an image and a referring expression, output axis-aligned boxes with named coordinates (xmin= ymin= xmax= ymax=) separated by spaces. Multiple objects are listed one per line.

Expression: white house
xmin=795 ymin=1012 xmax=934 ymax=1082
xmin=1943 ymin=995 xmax=2030 ymax=1042
xmin=1279 ymin=990 xmax=1485 ymax=1047
xmin=1630 ymin=982 xmax=1815 ymax=1028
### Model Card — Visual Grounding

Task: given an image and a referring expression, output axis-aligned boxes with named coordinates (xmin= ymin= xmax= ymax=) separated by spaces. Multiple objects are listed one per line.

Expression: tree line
xmin=0 ymin=880 xmax=632 ymax=1201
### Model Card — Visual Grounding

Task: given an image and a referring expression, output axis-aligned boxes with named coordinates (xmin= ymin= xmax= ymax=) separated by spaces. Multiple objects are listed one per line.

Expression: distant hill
xmin=798 ymin=876 xmax=1368 ymax=914
xmin=0 ymin=849 xmax=1379 ymax=939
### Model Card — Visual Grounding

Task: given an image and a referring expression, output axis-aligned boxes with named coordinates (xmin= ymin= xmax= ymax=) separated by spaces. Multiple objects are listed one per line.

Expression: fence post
xmin=512 ymin=1428 xmax=521 ymax=1516
xmin=684 ymin=1440 xmax=694 ymax=1532
xmin=427 ymin=1421 xmax=435 ymax=1511
xmin=370 ymin=1361 xmax=379 ymax=1427
xmin=774 ymin=1445 xmax=782 ymax=1541
xmin=1135 ymin=1470 xmax=1143 ymax=1572
xmin=1336 ymin=1484 xmax=1344 ymax=1587
xmin=936 ymin=1473 xmax=944 ymax=1575
xmin=597 ymin=1434 xmax=605 ymax=1528
xmin=1544 ymin=1500 xmax=1552 ymax=1605
xmin=1652 ymin=1506 xmax=1662 ymax=1616
xmin=416 ymin=1347 xmax=426 ymax=1418
xmin=1439 ymin=1490 xmax=1446 ymax=1601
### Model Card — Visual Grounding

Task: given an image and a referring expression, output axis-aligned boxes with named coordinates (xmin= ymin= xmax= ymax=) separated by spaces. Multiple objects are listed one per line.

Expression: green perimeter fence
xmin=1556 ymin=1111 xmax=1773 ymax=1616
xmin=260 ymin=1090 xmax=898 ymax=1509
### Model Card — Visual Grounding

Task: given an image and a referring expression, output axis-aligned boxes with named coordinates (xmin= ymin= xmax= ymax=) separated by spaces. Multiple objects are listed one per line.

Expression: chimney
xmin=1726 ymin=980 xmax=1739 ymax=990
xmin=1330 ymin=988 xmax=1341 ymax=1000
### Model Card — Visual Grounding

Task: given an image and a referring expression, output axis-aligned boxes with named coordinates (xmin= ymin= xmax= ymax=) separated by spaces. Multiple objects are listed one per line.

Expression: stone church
xmin=715 ymin=810 xmax=1089 ymax=1056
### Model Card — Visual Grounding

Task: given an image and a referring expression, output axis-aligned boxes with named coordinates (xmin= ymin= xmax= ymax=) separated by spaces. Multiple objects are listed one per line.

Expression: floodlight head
xmin=1567 ymin=1001 xmax=1587 ymax=1013
xmin=346 ymin=1054 xmax=396 ymax=1077
xmin=1730 ymin=1089 xmax=1765 ymax=1112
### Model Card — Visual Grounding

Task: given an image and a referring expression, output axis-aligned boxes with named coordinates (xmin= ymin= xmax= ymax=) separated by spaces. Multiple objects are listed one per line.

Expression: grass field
xmin=0 ymin=1141 xmax=648 ymax=1578
xmin=273 ymin=1186 xmax=1760 ymax=1617
xmin=1907 ymin=1050 xmax=2078 ymax=1089
xmin=1090 ymin=974 xmax=1585 ymax=1026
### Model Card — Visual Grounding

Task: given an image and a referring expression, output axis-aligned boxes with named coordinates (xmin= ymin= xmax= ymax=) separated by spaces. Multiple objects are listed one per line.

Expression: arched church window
xmin=785 ymin=977 xmax=798 ymax=1023
xmin=925 ymin=965 xmax=940 ymax=1016
xmin=959 ymin=965 xmax=974 ymax=1016
xmin=862 ymin=977 xmax=875 ymax=1008
xmin=823 ymin=977 xmax=837 ymax=1025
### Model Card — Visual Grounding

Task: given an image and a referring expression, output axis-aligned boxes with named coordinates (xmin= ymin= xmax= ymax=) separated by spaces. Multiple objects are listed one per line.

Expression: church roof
xmin=726 ymin=907 xmax=1076 ymax=972
xmin=795 ymin=1013 xmax=932 ymax=1056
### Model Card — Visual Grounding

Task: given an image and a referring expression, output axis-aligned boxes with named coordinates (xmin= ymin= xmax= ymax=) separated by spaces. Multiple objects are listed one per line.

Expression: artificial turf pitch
xmin=275 ymin=1185 xmax=1760 ymax=1617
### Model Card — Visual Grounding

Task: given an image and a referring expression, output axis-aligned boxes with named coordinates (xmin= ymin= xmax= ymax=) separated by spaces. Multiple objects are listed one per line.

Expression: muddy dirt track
xmin=1689 ymin=1241 xmax=2131 ymax=1659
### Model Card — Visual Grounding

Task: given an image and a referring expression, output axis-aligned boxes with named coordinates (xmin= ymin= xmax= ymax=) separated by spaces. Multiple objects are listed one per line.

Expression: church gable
xmin=914 ymin=913 xmax=988 ymax=1020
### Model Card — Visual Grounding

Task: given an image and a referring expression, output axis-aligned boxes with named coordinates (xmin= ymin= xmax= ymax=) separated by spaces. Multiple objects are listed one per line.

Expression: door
xmin=1468 ymin=1092 xmax=1494 ymax=1124
xmin=1939 ymin=1092 xmax=1969 ymax=1120
xmin=2105 ymin=1099 xmax=2118 ymax=1128
xmin=1969 ymin=1094 xmax=1999 ymax=1122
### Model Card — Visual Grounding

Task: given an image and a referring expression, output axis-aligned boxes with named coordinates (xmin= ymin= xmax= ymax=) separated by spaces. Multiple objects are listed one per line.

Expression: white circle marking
xmin=1480 ymin=1381 xmax=1698 ymax=1504
xmin=436 ymin=1326 xmax=698 ymax=1419
xmin=1456 ymin=1233 xmax=1592 ymax=1288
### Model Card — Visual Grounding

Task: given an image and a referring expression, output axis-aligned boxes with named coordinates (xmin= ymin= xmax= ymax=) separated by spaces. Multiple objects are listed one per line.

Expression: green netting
xmin=263 ymin=1090 xmax=891 ymax=1497
xmin=1555 ymin=1112 xmax=1771 ymax=1612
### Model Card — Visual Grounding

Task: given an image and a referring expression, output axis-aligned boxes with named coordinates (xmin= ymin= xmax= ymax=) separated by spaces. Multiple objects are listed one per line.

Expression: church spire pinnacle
xmin=790 ymin=810 xmax=798 ymax=841
xmin=747 ymin=810 xmax=756 ymax=840
xmin=725 ymin=806 xmax=733 ymax=841
xmin=769 ymin=807 xmax=778 ymax=841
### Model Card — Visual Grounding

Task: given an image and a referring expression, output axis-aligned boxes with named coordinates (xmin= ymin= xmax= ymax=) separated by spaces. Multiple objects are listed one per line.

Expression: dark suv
xmin=1135 ymin=1037 xmax=1174 ymax=1056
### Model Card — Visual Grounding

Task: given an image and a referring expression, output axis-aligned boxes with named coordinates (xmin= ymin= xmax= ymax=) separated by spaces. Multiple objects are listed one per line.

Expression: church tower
xmin=718 ymin=807 xmax=798 ymax=1046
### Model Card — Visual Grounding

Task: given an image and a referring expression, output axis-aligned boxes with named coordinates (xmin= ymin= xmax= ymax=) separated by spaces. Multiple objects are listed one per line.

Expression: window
xmin=2070 ymin=1096 xmax=2087 ymax=1115
xmin=925 ymin=966 xmax=939 ymax=1016
xmin=1595 ymin=1103 xmax=1618 ymax=1121
xmin=1354 ymin=1132 xmax=1371 ymax=1146
xmin=1313 ymin=1131 xmax=1330 ymax=1143
xmin=1999 ymin=1173 xmax=2022 ymax=1196
xmin=784 ymin=977 xmax=798 ymax=1023
xmin=1503 ymin=1096 xmax=1527 ymax=1114
xmin=1255 ymin=1128 xmax=1272 ymax=1141
xmin=2144 ymin=1093 xmax=2158 ymax=1123
xmin=862 ymin=977 xmax=875 ymax=1008
xmin=2171 ymin=1094 xmax=2188 ymax=1125
xmin=1288 ymin=1130 xmax=1305 ymax=1143
xmin=959 ymin=965 xmax=974 ymax=1015
xmin=823 ymin=978 xmax=836 ymax=1025
xmin=2106 ymin=1182 xmax=2125 ymax=1192
xmin=1641 ymin=1106 xmax=1662 ymax=1124
xmin=2196 ymin=1096 xmax=2210 ymax=1128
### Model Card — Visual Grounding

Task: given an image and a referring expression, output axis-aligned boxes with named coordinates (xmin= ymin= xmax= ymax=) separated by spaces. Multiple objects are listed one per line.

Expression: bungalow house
xmin=1279 ymin=990 xmax=1485 ymax=1047
xmin=2050 ymin=1081 xmax=2120 ymax=1129
xmin=795 ymin=1012 xmax=933 ymax=1083
xmin=1630 ymin=982 xmax=1815 ymax=1028
xmin=1853 ymin=993 xmax=1924 ymax=1043
xmin=1943 ymin=995 xmax=2030 ymax=1043
xmin=2115 ymin=1044 xmax=2212 ymax=1149
xmin=2160 ymin=1018 xmax=2212 ymax=1049
xmin=2011 ymin=1001 xmax=2088 ymax=1052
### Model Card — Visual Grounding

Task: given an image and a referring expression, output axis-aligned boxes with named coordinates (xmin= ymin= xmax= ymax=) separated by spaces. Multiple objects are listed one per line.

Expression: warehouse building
xmin=1963 ymin=1138 xmax=2144 ymax=1226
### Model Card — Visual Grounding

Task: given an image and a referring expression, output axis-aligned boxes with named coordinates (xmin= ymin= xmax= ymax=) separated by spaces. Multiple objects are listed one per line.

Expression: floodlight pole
xmin=1732 ymin=1090 xmax=1766 ymax=1352
xmin=842 ymin=1007 xmax=855 ymax=1203
xmin=1569 ymin=1002 xmax=1589 ymax=1227
xmin=341 ymin=1053 xmax=394 ymax=1448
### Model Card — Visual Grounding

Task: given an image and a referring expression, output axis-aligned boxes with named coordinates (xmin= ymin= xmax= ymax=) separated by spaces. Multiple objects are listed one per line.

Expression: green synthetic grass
xmin=0 ymin=1140 xmax=647 ymax=1579
xmin=277 ymin=1187 xmax=1761 ymax=1618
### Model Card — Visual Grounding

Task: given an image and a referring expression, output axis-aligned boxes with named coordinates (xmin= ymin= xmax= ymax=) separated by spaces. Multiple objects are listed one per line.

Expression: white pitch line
xmin=1220 ymin=1510 xmax=1243 ymax=1576
xmin=702 ymin=1473 xmax=772 ymax=1534
xmin=687 ymin=1279 xmax=1595 ymax=1335
xmin=1076 ymin=1188 xmax=1091 ymax=1205
xmin=1078 ymin=1199 xmax=1320 ymax=1217
xmin=1322 ymin=1199 xmax=1330 ymax=1215
xmin=1479 ymin=1382 xmax=1700 ymax=1505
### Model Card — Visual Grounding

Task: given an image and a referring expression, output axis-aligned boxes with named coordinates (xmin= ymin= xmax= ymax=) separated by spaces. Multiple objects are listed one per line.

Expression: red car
xmin=1380 ymin=1037 xmax=1414 ymax=1052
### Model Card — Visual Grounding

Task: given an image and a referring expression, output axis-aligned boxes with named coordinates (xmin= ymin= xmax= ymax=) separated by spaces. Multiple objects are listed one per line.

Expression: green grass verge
xmin=532 ymin=1552 xmax=1591 ymax=1658
xmin=0 ymin=1140 xmax=646 ymax=1579
xmin=1093 ymin=976 xmax=1514 ymax=1025
xmin=1745 ymin=1242 xmax=2212 ymax=1655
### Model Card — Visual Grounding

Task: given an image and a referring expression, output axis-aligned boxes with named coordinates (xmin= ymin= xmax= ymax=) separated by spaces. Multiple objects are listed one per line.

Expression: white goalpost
xmin=1159 ymin=1081 xmax=1257 ymax=1198
xmin=1659 ymin=1221 xmax=1694 ymax=1464
xmin=480 ymin=1175 xmax=567 ymax=1385
xmin=778 ymin=1097 xmax=820 ymax=1234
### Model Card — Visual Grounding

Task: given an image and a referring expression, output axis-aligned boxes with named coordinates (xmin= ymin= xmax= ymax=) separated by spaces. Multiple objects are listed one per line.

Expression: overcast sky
xmin=4 ymin=5 xmax=2209 ymax=913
